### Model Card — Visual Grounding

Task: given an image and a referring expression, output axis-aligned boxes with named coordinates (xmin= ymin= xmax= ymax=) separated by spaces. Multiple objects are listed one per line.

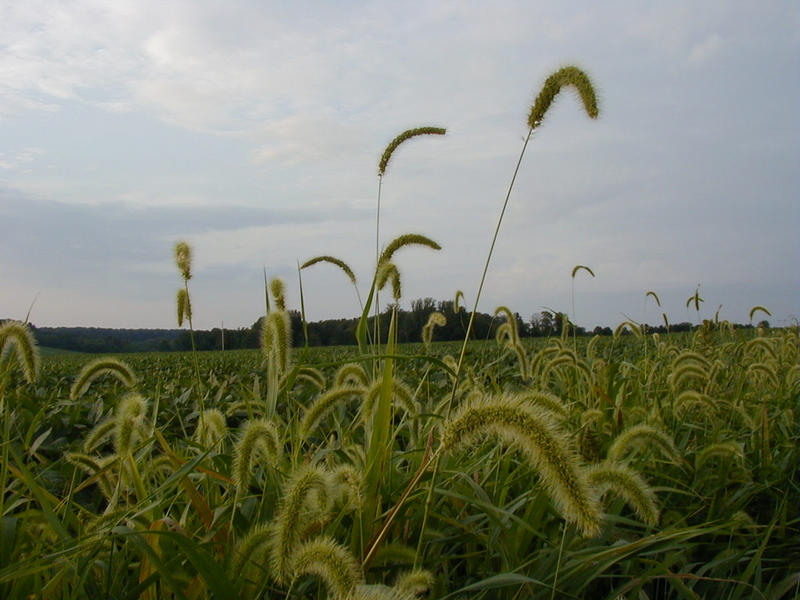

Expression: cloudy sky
xmin=1 ymin=1 xmax=798 ymax=332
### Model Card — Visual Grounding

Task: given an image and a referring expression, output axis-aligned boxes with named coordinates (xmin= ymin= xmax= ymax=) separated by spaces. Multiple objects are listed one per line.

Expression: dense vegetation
xmin=1 ymin=319 xmax=798 ymax=599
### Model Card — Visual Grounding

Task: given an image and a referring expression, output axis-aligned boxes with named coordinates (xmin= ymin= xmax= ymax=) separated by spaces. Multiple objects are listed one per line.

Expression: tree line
xmin=12 ymin=299 xmax=769 ymax=354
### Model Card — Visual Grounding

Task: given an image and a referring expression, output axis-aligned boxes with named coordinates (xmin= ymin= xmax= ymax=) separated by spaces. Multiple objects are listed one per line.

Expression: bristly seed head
xmin=440 ymin=392 xmax=601 ymax=537
xmin=528 ymin=66 xmax=598 ymax=130
xmin=174 ymin=241 xmax=192 ymax=280
xmin=378 ymin=126 xmax=446 ymax=176
xmin=0 ymin=320 xmax=40 ymax=384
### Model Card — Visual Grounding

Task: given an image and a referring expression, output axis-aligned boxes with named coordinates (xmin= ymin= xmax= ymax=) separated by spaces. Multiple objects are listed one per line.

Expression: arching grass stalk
xmin=374 ymin=127 xmax=446 ymax=353
xmin=412 ymin=66 xmax=599 ymax=568
xmin=571 ymin=265 xmax=594 ymax=350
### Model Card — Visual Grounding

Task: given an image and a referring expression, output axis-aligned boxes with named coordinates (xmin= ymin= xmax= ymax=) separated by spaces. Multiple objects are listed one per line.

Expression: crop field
xmin=1 ymin=66 xmax=798 ymax=599
xmin=1 ymin=320 xmax=798 ymax=599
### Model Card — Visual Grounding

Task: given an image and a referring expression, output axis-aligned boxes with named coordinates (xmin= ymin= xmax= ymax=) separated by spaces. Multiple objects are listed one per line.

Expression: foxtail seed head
xmin=453 ymin=290 xmax=465 ymax=314
xmin=301 ymin=255 xmax=357 ymax=286
xmin=290 ymin=536 xmax=362 ymax=600
xmin=440 ymin=393 xmax=601 ymax=536
xmin=176 ymin=288 xmax=191 ymax=327
xmin=193 ymin=408 xmax=227 ymax=449
xmin=646 ymin=290 xmax=662 ymax=307
xmin=174 ymin=241 xmax=192 ymax=280
xmin=528 ymin=66 xmax=598 ymax=130
xmin=233 ymin=418 xmax=281 ymax=493
xmin=607 ymin=424 xmax=679 ymax=464
xmin=262 ymin=310 xmax=291 ymax=374
xmin=300 ymin=385 xmax=366 ymax=440
xmin=586 ymin=461 xmax=659 ymax=526
xmin=377 ymin=262 xmax=402 ymax=301
xmin=231 ymin=521 xmax=274 ymax=583
xmin=422 ymin=312 xmax=446 ymax=348
xmin=71 ymin=357 xmax=137 ymax=400
xmin=270 ymin=278 xmax=286 ymax=312
xmin=571 ymin=264 xmax=595 ymax=279
xmin=395 ymin=570 xmax=435 ymax=597
xmin=114 ymin=393 xmax=148 ymax=455
xmin=270 ymin=464 xmax=331 ymax=584
xmin=378 ymin=233 xmax=441 ymax=266
xmin=378 ymin=126 xmax=446 ymax=176
xmin=0 ymin=320 xmax=40 ymax=384
xmin=334 ymin=363 xmax=369 ymax=387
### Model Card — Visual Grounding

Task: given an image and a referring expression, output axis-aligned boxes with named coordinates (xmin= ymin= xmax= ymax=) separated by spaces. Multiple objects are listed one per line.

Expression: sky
xmin=1 ymin=1 xmax=798 ymax=332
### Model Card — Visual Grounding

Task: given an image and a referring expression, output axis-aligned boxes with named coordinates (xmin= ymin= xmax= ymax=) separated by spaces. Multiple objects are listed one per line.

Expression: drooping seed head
xmin=270 ymin=464 xmax=332 ymax=584
xmin=290 ymin=536 xmax=362 ymax=600
xmin=453 ymin=290 xmax=465 ymax=314
xmin=300 ymin=385 xmax=366 ymax=440
xmin=193 ymin=408 xmax=227 ymax=449
xmin=0 ymin=320 xmax=40 ymax=384
xmin=440 ymin=393 xmax=601 ymax=536
xmin=233 ymin=418 xmax=281 ymax=493
xmin=71 ymin=357 xmax=137 ymax=400
xmin=378 ymin=126 xmax=446 ymax=176
xmin=301 ymin=255 xmax=358 ymax=286
xmin=376 ymin=262 xmax=402 ymax=301
xmin=606 ymin=424 xmax=679 ymax=464
xmin=422 ymin=311 xmax=446 ymax=347
xmin=528 ymin=66 xmax=598 ymax=130
xmin=586 ymin=461 xmax=659 ymax=526
xmin=378 ymin=233 xmax=441 ymax=266
xmin=176 ymin=288 xmax=191 ymax=327
xmin=114 ymin=393 xmax=148 ymax=455
xmin=334 ymin=363 xmax=370 ymax=387
xmin=571 ymin=264 xmax=595 ymax=279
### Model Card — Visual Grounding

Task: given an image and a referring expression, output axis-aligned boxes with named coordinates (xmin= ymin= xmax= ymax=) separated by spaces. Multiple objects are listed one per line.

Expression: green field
xmin=1 ymin=322 xmax=798 ymax=599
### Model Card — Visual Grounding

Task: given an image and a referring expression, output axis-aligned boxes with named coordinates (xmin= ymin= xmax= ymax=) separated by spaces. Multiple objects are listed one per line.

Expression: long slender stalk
xmin=414 ymin=127 xmax=533 ymax=567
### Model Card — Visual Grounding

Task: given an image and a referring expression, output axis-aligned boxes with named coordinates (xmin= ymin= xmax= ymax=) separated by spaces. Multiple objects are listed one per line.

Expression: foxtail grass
xmin=440 ymin=393 xmax=601 ymax=536
xmin=270 ymin=464 xmax=332 ymax=584
xmin=232 ymin=418 xmax=281 ymax=494
xmin=421 ymin=312 xmax=446 ymax=348
xmin=606 ymin=424 xmax=679 ymax=464
xmin=70 ymin=357 xmax=136 ymax=400
xmin=300 ymin=385 xmax=366 ymax=440
xmin=290 ymin=536 xmax=362 ymax=599
xmin=585 ymin=461 xmax=660 ymax=526
xmin=0 ymin=320 xmax=39 ymax=384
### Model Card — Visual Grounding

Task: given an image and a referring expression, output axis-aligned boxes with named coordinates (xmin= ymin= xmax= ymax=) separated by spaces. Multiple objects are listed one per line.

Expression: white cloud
xmin=688 ymin=33 xmax=723 ymax=66
xmin=0 ymin=147 xmax=45 ymax=170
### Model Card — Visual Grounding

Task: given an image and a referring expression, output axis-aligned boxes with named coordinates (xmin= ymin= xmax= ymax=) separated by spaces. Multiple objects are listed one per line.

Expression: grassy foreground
xmin=0 ymin=324 xmax=798 ymax=599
